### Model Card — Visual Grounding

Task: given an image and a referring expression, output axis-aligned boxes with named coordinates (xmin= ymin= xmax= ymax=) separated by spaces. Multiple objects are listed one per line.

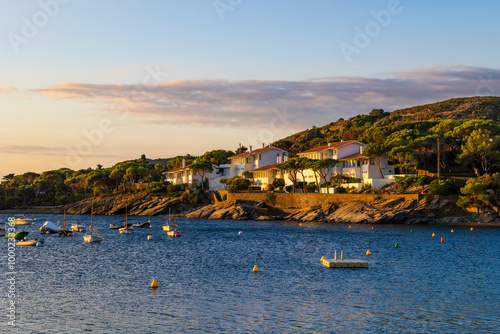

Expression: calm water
xmin=1 ymin=213 xmax=499 ymax=333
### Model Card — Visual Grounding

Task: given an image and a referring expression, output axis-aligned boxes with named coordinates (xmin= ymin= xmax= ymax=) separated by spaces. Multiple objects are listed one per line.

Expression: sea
xmin=1 ymin=213 xmax=499 ymax=333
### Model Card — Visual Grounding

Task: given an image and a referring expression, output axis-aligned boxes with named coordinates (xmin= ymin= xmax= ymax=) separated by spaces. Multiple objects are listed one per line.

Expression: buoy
xmin=320 ymin=256 xmax=324 ymax=262
xmin=366 ymin=250 xmax=371 ymax=256
xmin=470 ymin=227 xmax=474 ymax=231
xmin=147 ymin=235 xmax=153 ymax=240
xmin=148 ymin=220 xmax=150 ymax=222
xmin=432 ymin=233 xmax=435 ymax=237
xmin=238 ymin=231 xmax=242 ymax=235
xmin=410 ymin=229 xmax=413 ymax=233
xmin=372 ymin=226 xmax=374 ymax=230
xmin=252 ymin=265 xmax=259 ymax=273
xmin=151 ymin=279 xmax=158 ymax=288
xmin=34 ymin=218 xmax=37 ymax=221
xmin=340 ymin=250 xmax=343 ymax=260
xmin=395 ymin=243 xmax=399 ymax=248
xmin=334 ymin=250 xmax=337 ymax=260
xmin=36 ymin=242 xmax=42 ymax=247
xmin=300 ymin=223 xmax=302 ymax=226
xmin=451 ymin=229 xmax=454 ymax=233
xmin=441 ymin=237 xmax=444 ymax=243
xmin=349 ymin=225 xmax=351 ymax=228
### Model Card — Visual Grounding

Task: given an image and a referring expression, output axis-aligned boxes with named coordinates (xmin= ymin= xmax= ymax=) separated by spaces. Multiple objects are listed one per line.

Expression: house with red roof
xmin=228 ymin=144 xmax=288 ymax=178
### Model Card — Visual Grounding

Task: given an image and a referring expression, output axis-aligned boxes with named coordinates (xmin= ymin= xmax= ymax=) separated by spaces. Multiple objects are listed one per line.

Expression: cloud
xmin=0 ymin=85 xmax=17 ymax=92
xmin=27 ymin=66 xmax=500 ymax=128
xmin=0 ymin=145 xmax=118 ymax=159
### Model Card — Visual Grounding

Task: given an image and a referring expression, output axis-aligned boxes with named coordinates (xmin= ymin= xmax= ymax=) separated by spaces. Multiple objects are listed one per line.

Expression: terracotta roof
xmin=229 ymin=146 xmax=282 ymax=159
xmin=297 ymin=140 xmax=357 ymax=155
xmin=166 ymin=164 xmax=192 ymax=173
xmin=339 ymin=153 xmax=364 ymax=160
xmin=250 ymin=163 xmax=278 ymax=172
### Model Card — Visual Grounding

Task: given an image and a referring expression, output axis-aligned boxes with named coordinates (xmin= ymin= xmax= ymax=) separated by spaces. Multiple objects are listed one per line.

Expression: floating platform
xmin=322 ymin=259 xmax=368 ymax=268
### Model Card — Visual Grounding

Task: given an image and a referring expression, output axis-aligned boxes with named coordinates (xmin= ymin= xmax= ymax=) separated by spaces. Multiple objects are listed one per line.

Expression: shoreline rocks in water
xmin=2 ymin=191 xmax=498 ymax=225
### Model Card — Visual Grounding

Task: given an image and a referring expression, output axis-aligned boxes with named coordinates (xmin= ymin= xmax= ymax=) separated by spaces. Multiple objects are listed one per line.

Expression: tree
xmin=456 ymin=179 xmax=491 ymax=211
xmin=276 ymin=159 xmax=301 ymax=193
xmin=296 ymin=157 xmax=312 ymax=192
xmin=457 ymin=129 xmax=500 ymax=175
xmin=190 ymin=160 xmax=213 ymax=190
xmin=2 ymin=173 xmax=15 ymax=183
xmin=200 ymin=149 xmax=234 ymax=165
xmin=309 ymin=158 xmax=339 ymax=193
xmin=363 ymin=143 xmax=388 ymax=179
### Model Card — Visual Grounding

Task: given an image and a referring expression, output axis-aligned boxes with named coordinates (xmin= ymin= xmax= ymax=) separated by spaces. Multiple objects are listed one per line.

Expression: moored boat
xmin=163 ymin=210 xmax=181 ymax=237
xmin=40 ymin=220 xmax=59 ymax=234
xmin=5 ymin=231 xmax=29 ymax=240
xmin=17 ymin=238 xmax=44 ymax=247
xmin=71 ymin=222 xmax=86 ymax=232
xmin=12 ymin=214 xmax=34 ymax=225
xmin=58 ymin=210 xmax=73 ymax=236
xmin=132 ymin=221 xmax=151 ymax=228
xmin=119 ymin=205 xmax=133 ymax=234
xmin=84 ymin=203 xmax=101 ymax=243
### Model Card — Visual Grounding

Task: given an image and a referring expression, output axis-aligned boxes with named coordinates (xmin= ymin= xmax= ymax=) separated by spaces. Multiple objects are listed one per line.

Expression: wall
xmin=217 ymin=191 xmax=421 ymax=209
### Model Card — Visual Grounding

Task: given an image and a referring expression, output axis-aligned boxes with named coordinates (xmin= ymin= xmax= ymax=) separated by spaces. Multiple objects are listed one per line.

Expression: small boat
xmin=163 ymin=210 xmax=181 ymax=237
xmin=58 ymin=210 xmax=73 ymax=237
xmin=109 ymin=223 xmax=132 ymax=229
xmin=84 ymin=203 xmax=101 ymax=243
xmin=132 ymin=221 xmax=151 ymax=228
xmin=12 ymin=214 xmax=34 ymax=225
xmin=40 ymin=220 xmax=59 ymax=234
xmin=71 ymin=222 xmax=86 ymax=232
xmin=5 ymin=231 xmax=29 ymax=239
xmin=119 ymin=205 xmax=133 ymax=234
xmin=17 ymin=238 xmax=44 ymax=247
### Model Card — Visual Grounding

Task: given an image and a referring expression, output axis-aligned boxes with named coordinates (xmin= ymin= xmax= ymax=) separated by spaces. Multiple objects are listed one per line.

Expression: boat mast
xmin=90 ymin=203 xmax=94 ymax=236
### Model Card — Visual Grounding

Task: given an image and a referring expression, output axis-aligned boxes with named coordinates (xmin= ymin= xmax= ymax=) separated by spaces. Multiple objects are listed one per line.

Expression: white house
xmin=228 ymin=145 xmax=288 ymax=178
xmin=164 ymin=159 xmax=223 ymax=189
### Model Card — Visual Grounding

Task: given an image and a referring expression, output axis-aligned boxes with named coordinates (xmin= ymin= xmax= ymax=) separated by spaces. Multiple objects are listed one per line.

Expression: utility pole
xmin=437 ymin=137 xmax=440 ymax=180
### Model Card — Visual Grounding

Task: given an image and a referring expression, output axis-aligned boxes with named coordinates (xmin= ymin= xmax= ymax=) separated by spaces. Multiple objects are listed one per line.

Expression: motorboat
xmin=12 ymin=214 xmax=34 ymax=225
xmin=132 ymin=221 xmax=151 ymax=228
xmin=84 ymin=203 xmax=101 ymax=243
xmin=40 ymin=220 xmax=59 ymax=234
xmin=17 ymin=238 xmax=44 ymax=247
xmin=109 ymin=223 xmax=132 ymax=229
xmin=71 ymin=222 xmax=86 ymax=232
xmin=5 ymin=231 xmax=29 ymax=239
xmin=163 ymin=211 xmax=180 ymax=237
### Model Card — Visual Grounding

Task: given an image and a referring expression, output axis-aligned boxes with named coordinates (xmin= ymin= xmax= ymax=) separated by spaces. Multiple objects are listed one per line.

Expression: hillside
xmin=273 ymin=96 xmax=500 ymax=158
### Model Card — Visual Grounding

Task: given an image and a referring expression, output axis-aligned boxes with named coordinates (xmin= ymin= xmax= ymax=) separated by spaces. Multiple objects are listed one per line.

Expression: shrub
xmin=427 ymin=179 xmax=453 ymax=195
xmin=272 ymin=178 xmax=285 ymax=189
xmin=147 ymin=181 xmax=166 ymax=194
xmin=264 ymin=193 xmax=277 ymax=206
xmin=305 ymin=183 xmax=317 ymax=193
xmin=395 ymin=175 xmax=417 ymax=191
xmin=457 ymin=179 xmax=491 ymax=210
xmin=415 ymin=176 xmax=429 ymax=186
xmin=248 ymin=186 xmax=261 ymax=191
xmin=285 ymin=185 xmax=293 ymax=192
xmin=232 ymin=177 xmax=251 ymax=191
xmin=336 ymin=186 xmax=348 ymax=194
xmin=361 ymin=183 xmax=373 ymax=194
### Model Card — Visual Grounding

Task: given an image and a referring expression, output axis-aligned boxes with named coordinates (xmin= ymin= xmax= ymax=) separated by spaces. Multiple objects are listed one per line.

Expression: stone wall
xmin=217 ymin=190 xmax=421 ymax=209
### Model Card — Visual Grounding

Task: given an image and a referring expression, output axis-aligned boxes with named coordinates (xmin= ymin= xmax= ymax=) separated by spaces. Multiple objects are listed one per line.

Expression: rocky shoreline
xmin=3 ymin=191 xmax=496 ymax=225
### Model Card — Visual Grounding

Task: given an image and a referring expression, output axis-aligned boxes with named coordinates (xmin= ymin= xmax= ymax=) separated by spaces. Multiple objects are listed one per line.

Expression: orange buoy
xmin=432 ymin=233 xmax=436 ymax=237
xmin=451 ymin=229 xmax=454 ymax=233
xmin=441 ymin=237 xmax=444 ymax=243
xmin=366 ymin=250 xmax=371 ymax=256
xmin=151 ymin=279 xmax=158 ymax=288
xmin=470 ymin=227 xmax=474 ymax=231
xmin=372 ymin=226 xmax=374 ymax=230
xmin=253 ymin=265 xmax=259 ymax=273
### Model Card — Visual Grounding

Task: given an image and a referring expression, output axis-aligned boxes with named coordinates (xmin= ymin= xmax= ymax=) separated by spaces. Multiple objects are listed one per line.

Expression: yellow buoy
xmin=147 ymin=235 xmax=153 ymax=240
xmin=34 ymin=218 xmax=37 ymax=221
xmin=451 ymin=229 xmax=454 ymax=233
xmin=349 ymin=225 xmax=351 ymax=228
xmin=334 ymin=250 xmax=337 ymax=260
xmin=432 ymin=233 xmax=436 ymax=237
xmin=238 ymin=231 xmax=242 ymax=235
xmin=366 ymin=250 xmax=371 ymax=256
xmin=320 ymin=256 xmax=324 ymax=262
xmin=299 ymin=223 xmax=302 ymax=226
xmin=340 ymin=250 xmax=343 ymax=260
xmin=252 ymin=265 xmax=258 ymax=273
xmin=151 ymin=279 xmax=158 ymax=288
xmin=470 ymin=227 xmax=474 ymax=231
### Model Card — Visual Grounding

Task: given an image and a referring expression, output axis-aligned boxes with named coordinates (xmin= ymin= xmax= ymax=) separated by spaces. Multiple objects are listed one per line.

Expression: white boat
xmin=13 ymin=214 xmax=34 ymax=225
xmin=71 ymin=222 xmax=86 ymax=232
xmin=119 ymin=205 xmax=133 ymax=234
xmin=83 ymin=204 xmax=101 ymax=243
xmin=163 ymin=210 xmax=181 ymax=237
xmin=40 ymin=220 xmax=59 ymax=234
xmin=17 ymin=238 xmax=44 ymax=247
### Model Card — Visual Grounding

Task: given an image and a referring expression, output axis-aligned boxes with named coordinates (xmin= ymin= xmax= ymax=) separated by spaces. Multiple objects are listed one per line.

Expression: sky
xmin=1 ymin=0 xmax=500 ymax=178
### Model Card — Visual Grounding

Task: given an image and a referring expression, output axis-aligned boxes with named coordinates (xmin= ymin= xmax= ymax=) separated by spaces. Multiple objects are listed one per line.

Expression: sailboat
xmin=163 ymin=209 xmax=181 ymax=237
xmin=83 ymin=203 xmax=101 ymax=243
xmin=58 ymin=210 xmax=73 ymax=236
xmin=119 ymin=205 xmax=133 ymax=234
